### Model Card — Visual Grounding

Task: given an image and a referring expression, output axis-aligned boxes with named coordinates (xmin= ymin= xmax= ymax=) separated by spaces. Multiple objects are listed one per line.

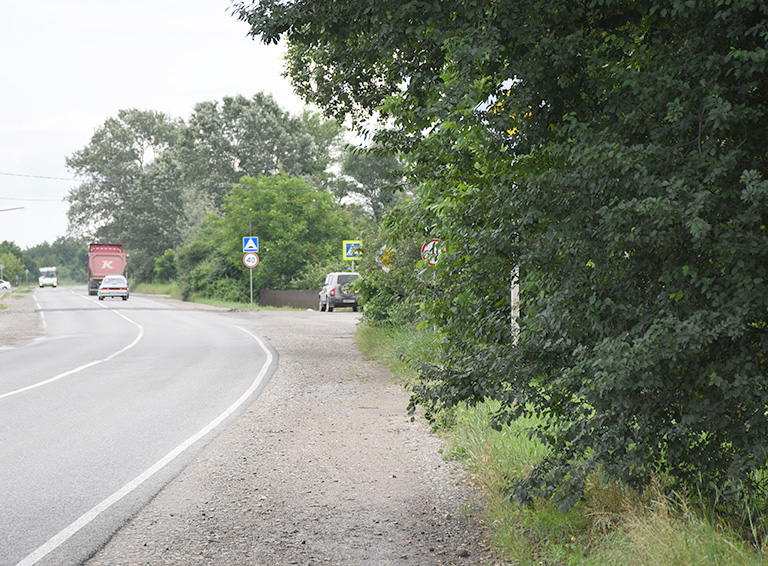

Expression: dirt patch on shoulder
xmin=0 ymin=290 xmax=43 ymax=347
xmin=82 ymin=307 xmax=506 ymax=565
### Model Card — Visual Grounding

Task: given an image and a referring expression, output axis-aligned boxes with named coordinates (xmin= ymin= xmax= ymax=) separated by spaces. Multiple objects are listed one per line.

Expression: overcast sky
xmin=0 ymin=0 xmax=305 ymax=249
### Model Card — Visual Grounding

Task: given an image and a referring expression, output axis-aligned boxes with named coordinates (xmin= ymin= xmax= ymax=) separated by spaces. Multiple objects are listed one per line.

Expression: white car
xmin=97 ymin=275 xmax=129 ymax=300
xmin=0 ymin=279 xmax=11 ymax=290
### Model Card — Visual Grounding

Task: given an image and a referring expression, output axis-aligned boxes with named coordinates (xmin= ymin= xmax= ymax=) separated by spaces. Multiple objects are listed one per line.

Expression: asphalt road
xmin=0 ymin=288 xmax=277 ymax=566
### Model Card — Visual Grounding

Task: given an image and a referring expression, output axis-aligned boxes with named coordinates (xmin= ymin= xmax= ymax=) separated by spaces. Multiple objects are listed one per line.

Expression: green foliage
xmin=0 ymin=241 xmax=23 ymax=261
xmin=238 ymin=0 xmax=768 ymax=515
xmin=0 ymin=252 xmax=24 ymax=282
xmin=65 ymin=108 xmax=185 ymax=281
xmin=288 ymin=257 xmax=350 ymax=290
xmin=176 ymin=173 xmax=359 ymax=300
xmin=445 ymin=400 xmax=768 ymax=566
xmin=130 ymin=281 xmax=181 ymax=300
xmin=9 ymin=237 xmax=87 ymax=283
xmin=176 ymin=218 xmax=233 ymax=300
xmin=358 ymin=200 xmax=436 ymax=325
xmin=586 ymin=493 xmax=768 ymax=566
xmin=356 ymin=319 xmax=768 ymax=564
xmin=64 ymin=93 xmax=345 ymax=283
xmin=153 ymin=249 xmax=177 ymax=282
xmin=336 ymin=144 xmax=405 ymax=222
xmin=356 ymin=321 xmax=440 ymax=387
xmin=0 ymin=241 xmax=25 ymax=283
xmin=66 ymin=109 xmax=183 ymax=238
xmin=177 ymin=94 xmax=342 ymax=209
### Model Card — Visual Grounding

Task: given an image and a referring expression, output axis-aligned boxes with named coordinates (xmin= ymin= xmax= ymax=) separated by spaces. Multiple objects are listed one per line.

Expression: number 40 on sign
xmin=243 ymin=252 xmax=259 ymax=268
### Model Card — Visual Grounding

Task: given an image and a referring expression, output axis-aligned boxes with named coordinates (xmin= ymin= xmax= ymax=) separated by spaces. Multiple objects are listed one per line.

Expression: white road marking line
xmin=33 ymin=292 xmax=46 ymax=329
xmin=0 ymin=305 xmax=144 ymax=402
xmin=15 ymin=325 xmax=273 ymax=566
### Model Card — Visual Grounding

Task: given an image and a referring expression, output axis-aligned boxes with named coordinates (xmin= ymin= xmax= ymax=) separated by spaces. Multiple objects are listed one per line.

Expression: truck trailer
xmin=87 ymin=243 xmax=127 ymax=296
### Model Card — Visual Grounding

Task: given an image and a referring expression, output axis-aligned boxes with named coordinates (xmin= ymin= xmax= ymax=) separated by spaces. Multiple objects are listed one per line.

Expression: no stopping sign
xmin=420 ymin=238 xmax=442 ymax=266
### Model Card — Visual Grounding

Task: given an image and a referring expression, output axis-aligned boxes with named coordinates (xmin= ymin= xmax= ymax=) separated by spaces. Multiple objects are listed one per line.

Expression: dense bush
xmin=356 ymin=201 xmax=432 ymax=326
xmin=239 ymin=0 xmax=768 ymax=510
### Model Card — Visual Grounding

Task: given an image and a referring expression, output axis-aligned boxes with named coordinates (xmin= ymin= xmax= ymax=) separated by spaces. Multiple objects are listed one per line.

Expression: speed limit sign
xmin=243 ymin=252 xmax=259 ymax=268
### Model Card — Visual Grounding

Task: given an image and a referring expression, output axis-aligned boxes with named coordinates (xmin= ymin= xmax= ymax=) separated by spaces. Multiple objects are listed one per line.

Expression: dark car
xmin=319 ymin=272 xmax=360 ymax=312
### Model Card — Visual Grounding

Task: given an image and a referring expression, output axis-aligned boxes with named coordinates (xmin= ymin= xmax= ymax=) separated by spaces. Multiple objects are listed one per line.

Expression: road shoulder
xmin=0 ymin=288 xmax=42 ymax=347
xmin=85 ymin=308 xmax=504 ymax=565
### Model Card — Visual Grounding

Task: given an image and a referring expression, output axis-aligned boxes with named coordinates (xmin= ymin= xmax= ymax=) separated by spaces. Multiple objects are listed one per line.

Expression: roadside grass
xmin=355 ymin=321 xmax=768 ymax=566
xmin=0 ymin=286 xmax=32 ymax=309
xmin=587 ymin=495 xmax=768 ymax=566
xmin=355 ymin=322 xmax=436 ymax=385
xmin=130 ymin=281 xmax=183 ymax=300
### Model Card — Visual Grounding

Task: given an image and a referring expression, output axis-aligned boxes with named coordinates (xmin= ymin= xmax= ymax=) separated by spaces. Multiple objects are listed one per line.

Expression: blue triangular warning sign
xmin=243 ymin=237 xmax=259 ymax=252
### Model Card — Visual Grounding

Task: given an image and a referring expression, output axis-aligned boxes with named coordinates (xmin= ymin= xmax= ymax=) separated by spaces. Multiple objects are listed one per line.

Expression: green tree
xmin=177 ymin=94 xmax=342 ymax=210
xmin=65 ymin=109 xmax=185 ymax=280
xmin=338 ymin=145 xmax=405 ymax=223
xmin=0 ymin=241 xmax=25 ymax=280
xmin=177 ymin=173 xmax=358 ymax=301
xmin=237 ymin=0 xmax=768 ymax=509
xmin=115 ymin=152 xmax=186 ymax=281
xmin=153 ymin=248 xmax=177 ymax=282
xmin=64 ymin=95 xmax=343 ymax=282
xmin=66 ymin=109 xmax=183 ymax=237
xmin=354 ymin=199 xmax=430 ymax=325
xmin=25 ymin=237 xmax=88 ymax=283
xmin=0 ymin=252 xmax=24 ymax=283
xmin=0 ymin=241 xmax=23 ymax=260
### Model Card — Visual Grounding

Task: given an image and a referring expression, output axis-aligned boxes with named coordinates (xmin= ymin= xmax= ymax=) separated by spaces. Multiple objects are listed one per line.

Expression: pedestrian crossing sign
xmin=343 ymin=240 xmax=362 ymax=260
xmin=243 ymin=237 xmax=259 ymax=253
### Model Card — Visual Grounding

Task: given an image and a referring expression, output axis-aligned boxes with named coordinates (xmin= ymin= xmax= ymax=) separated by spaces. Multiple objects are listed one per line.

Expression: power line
xmin=0 ymin=196 xmax=64 ymax=202
xmin=0 ymin=170 xmax=334 ymax=190
xmin=1 ymin=169 xmax=348 ymax=207
xmin=0 ymin=170 xmax=332 ymax=193
xmin=0 ymin=170 xmax=77 ymax=202
xmin=0 ymin=171 xmax=82 ymax=182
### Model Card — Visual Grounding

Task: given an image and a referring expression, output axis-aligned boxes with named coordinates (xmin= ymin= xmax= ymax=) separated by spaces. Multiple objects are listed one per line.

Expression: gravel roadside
xmin=3 ymin=290 xmax=507 ymax=565
xmin=0 ymin=288 xmax=44 ymax=347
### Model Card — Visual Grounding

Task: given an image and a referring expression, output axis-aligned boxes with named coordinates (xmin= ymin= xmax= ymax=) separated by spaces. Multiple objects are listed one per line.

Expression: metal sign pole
xmin=243 ymin=251 xmax=259 ymax=309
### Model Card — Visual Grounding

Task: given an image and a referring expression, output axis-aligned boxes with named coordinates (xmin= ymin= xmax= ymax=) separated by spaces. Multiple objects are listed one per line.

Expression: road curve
xmin=0 ymin=288 xmax=277 ymax=566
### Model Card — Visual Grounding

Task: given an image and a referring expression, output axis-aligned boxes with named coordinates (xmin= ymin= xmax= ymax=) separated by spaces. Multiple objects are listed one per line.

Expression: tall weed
xmin=355 ymin=323 xmax=437 ymax=385
xmin=588 ymin=489 xmax=768 ymax=566
xmin=355 ymin=321 xmax=768 ymax=565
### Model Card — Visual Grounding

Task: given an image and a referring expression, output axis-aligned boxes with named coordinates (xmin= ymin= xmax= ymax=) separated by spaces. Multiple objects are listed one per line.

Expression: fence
xmin=259 ymin=289 xmax=318 ymax=310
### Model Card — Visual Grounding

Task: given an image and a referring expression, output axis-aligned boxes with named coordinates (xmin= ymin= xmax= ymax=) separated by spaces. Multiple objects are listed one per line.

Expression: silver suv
xmin=319 ymin=272 xmax=360 ymax=312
